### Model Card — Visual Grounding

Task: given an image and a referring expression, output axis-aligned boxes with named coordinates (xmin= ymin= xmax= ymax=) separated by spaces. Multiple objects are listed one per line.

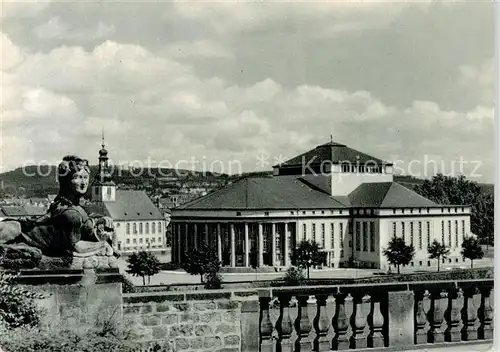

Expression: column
xmin=177 ymin=223 xmax=182 ymax=264
xmin=171 ymin=223 xmax=176 ymax=263
xmin=193 ymin=223 xmax=198 ymax=249
xmin=284 ymin=223 xmax=291 ymax=267
xmin=217 ymin=223 xmax=222 ymax=263
xmin=244 ymin=223 xmax=250 ymax=267
xmin=271 ymin=223 xmax=277 ymax=267
xmin=258 ymin=223 xmax=264 ymax=267
xmin=184 ymin=223 xmax=189 ymax=253
xmin=204 ymin=223 xmax=209 ymax=246
xmin=230 ymin=223 xmax=236 ymax=267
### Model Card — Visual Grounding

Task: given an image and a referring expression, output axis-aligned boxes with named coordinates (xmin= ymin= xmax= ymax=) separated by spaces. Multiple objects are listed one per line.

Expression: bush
xmin=283 ymin=267 xmax=306 ymax=286
xmin=204 ymin=270 xmax=222 ymax=290
xmin=0 ymin=271 xmax=46 ymax=328
xmin=121 ymin=275 xmax=136 ymax=293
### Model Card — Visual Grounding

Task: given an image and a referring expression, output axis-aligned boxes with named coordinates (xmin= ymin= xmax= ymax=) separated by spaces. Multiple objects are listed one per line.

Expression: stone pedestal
xmin=388 ymin=291 xmax=415 ymax=348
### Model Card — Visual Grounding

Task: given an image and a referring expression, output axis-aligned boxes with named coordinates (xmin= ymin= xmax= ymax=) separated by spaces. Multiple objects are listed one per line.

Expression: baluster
xmin=445 ymin=286 xmax=462 ymax=342
xmin=414 ymin=290 xmax=429 ymax=344
xmin=461 ymin=287 xmax=478 ymax=341
xmin=368 ymin=292 xmax=385 ymax=348
xmin=428 ymin=290 xmax=446 ymax=343
xmin=294 ymin=295 xmax=312 ymax=352
xmin=478 ymin=286 xmax=494 ymax=340
xmin=259 ymin=295 xmax=275 ymax=352
xmin=332 ymin=293 xmax=350 ymax=350
xmin=313 ymin=294 xmax=330 ymax=352
xmin=276 ymin=294 xmax=293 ymax=352
xmin=350 ymin=292 xmax=369 ymax=349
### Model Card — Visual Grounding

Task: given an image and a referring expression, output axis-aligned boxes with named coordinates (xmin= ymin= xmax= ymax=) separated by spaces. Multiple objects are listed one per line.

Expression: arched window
xmin=139 ymin=223 xmax=143 ymax=234
xmin=158 ymin=222 xmax=162 ymax=233
xmin=152 ymin=222 xmax=156 ymax=234
xmin=126 ymin=223 xmax=130 ymax=234
xmin=133 ymin=223 xmax=137 ymax=234
xmin=145 ymin=223 xmax=149 ymax=234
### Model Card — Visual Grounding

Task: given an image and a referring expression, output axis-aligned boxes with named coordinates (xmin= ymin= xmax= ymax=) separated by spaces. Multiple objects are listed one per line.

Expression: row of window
xmin=303 ymin=222 xmax=347 ymax=249
xmin=126 ymin=222 xmax=163 ymax=235
xmin=125 ymin=237 xmax=163 ymax=245
xmin=354 ymin=221 xmax=376 ymax=252
xmin=340 ymin=164 xmax=385 ymax=173
xmin=391 ymin=219 xmax=466 ymax=249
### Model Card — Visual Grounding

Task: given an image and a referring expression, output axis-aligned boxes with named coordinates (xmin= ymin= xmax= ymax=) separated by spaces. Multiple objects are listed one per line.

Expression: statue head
xmin=58 ymin=155 xmax=90 ymax=198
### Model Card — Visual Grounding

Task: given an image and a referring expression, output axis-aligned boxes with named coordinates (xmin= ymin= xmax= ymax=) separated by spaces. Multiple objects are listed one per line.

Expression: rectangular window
xmin=321 ymin=223 xmax=325 ymax=248
xmin=139 ymin=238 xmax=143 ymax=244
xmin=152 ymin=237 xmax=155 ymax=243
xmin=139 ymin=223 xmax=143 ymax=234
xmin=441 ymin=221 xmax=445 ymax=244
xmin=302 ymin=224 xmax=307 ymax=242
xmin=418 ymin=222 xmax=422 ymax=250
xmin=126 ymin=223 xmax=130 ymax=235
xmin=370 ymin=221 xmax=375 ymax=252
xmin=340 ymin=223 xmax=345 ymax=249
xmin=462 ymin=220 xmax=465 ymax=239
xmin=392 ymin=222 xmax=397 ymax=238
xmin=152 ymin=222 xmax=156 ymax=234
xmin=362 ymin=222 xmax=368 ymax=251
xmin=158 ymin=237 xmax=161 ymax=243
xmin=427 ymin=221 xmax=431 ymax=248
xmin=158 ymin=222 xmax=162 ymax=232
xmin=410 ymin=222 xmax=414 ymax=247
xmin=401 ymin=222 xmax=405 ymax=243
xmin=126 ymin=238 xmax=130 ymax=244
xmin=145 ymin=223 xmax=149 ymax=234
xmin=448 ymin=221 xmax=452 ymax=246
xmin=355 ymin=222 xmax=361 ymax=251
xmin=312 ymin=224 xmax=316 ymax=243
xmin=331 ymin=223 xmax=335 ymax=249
xmin=455 ymin=220 xmax=459 ymax=248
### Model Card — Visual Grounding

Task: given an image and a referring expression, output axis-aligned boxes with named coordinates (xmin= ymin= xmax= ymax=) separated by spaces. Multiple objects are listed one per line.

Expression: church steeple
xmin=92 ymin=134 xmax=116 ymax=202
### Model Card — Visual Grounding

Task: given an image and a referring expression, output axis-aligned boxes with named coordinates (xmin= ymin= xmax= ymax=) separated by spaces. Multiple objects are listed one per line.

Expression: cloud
xmin=35 ymin=17 xmax=115 ymax=41
xmin=1 ymin=0 xmax=51 ymax=19
xmin=166 ymin=40 xmax=233 ymax=59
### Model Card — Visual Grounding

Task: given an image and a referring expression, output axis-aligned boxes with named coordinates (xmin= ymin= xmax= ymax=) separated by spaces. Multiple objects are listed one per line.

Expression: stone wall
xmin=123 ymin=290 xmax=259 ymax=352
xmin=16 ymin=269 xmax=123 ymax=330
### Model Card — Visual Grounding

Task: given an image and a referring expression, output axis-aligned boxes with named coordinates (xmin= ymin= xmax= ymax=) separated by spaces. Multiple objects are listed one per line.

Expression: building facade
xmin=171 ymin=141 xmax=473 ymax=270
xmin=88 ymin=140 xmax=167 ymax=255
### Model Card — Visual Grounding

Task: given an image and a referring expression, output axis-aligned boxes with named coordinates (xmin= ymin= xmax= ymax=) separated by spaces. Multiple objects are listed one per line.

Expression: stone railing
xmin=257 ymin=279 xmax=493 ymax=352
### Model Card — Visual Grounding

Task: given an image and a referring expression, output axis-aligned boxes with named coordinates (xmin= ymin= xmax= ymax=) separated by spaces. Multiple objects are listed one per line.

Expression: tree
xmin=382 ymin=237 xmax=415 ymax=274
xmin=290 ymin=240 xmax=327 ymax=279
xmin=427 ymin=240 xmax=450 ymax=272
xmin=126 ymin=251 xmax=161 ymax=285
xmin=181 ymin=244 xmax=221 ymax=283
xmin=461 ymin=236 xmax=484 ymax=268
xmin=414 ymin=174 xmax=494 ymax=245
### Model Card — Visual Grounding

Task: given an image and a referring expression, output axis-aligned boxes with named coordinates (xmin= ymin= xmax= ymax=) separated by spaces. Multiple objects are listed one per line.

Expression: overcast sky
xmin=0 ymin=1 xmax=494 ymax=182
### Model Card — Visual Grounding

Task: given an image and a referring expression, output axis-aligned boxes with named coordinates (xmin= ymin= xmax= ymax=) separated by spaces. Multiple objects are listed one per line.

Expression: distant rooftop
xmin=275 ymin=141 xmax=392 ymax=168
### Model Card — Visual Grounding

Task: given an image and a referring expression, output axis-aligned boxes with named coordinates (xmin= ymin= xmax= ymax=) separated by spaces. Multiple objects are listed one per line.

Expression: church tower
xmin=91 ymin=132 xmax=116 ymax=202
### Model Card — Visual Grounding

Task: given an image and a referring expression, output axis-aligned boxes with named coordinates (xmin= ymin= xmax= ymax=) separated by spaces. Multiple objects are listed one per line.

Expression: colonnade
xmin=171 ymin=222 xmax=296 ymax=268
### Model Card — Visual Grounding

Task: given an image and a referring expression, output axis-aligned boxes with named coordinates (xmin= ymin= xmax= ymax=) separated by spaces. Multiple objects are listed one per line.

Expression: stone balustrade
xmin=257 ymin=279 xmax=493 ymax=352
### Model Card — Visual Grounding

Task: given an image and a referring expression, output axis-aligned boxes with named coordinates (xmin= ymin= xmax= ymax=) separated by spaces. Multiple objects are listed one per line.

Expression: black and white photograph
xmin=0 ymin=1 xmax=496 ymax=351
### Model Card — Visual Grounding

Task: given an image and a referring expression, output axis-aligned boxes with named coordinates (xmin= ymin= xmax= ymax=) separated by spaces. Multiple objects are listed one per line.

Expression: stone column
xmin=217 ymin=223 xmax=222 ymax=263
xmin=193 ymin=223 xmax=198 ymax=249
xmin=171 ymin=223 xmax=176 ymax=263
xmin=204 ymin=223 xmax=209 ymax=246
xmin=230 ymin=223 xmax=236 ymax=267
xmin=184 ymin=223 xmax=189 ymax=254
xmin=284 ymin=222 xmax=291 ymax=267
xmin=272 ymin=223 xmax=277 ymax=267
xmin=177 ymin=223 xmax=182 ymax=264
xmin=258 ymin=223 xmax=264 ymax=267
xmin=244 ymin=223 xmax=250 ymax=267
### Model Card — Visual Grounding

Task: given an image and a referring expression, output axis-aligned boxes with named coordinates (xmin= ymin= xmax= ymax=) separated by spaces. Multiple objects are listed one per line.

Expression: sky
xmin=0 ymin=0 xmax=495 ymax=182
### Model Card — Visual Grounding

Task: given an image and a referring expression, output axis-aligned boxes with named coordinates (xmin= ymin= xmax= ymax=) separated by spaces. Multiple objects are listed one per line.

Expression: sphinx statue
xmin=0 ymin=155 xmax=119 ymax=269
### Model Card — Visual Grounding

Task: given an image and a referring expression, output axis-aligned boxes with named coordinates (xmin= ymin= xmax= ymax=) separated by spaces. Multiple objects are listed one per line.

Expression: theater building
xmin=170 ymin=141 xmax=472 ymax=270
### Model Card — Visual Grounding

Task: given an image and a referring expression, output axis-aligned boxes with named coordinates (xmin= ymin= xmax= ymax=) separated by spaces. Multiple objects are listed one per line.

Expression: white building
xmin=88 ymin=140 xmax=167 ymax=255
xmin=171 ymin=141 xmax=472 ymax=270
